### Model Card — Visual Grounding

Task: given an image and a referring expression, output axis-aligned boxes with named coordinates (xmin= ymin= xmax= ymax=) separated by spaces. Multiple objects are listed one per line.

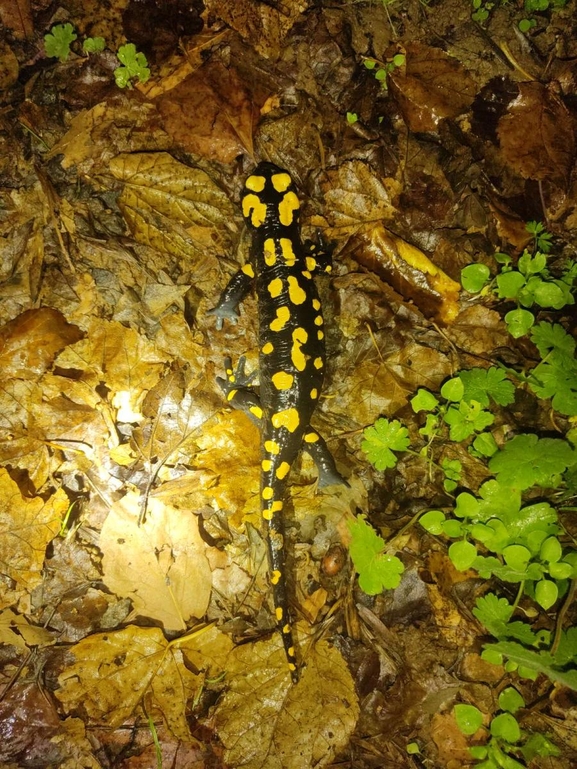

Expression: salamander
xmin=208 ymin=162 xmax=346 ymax=682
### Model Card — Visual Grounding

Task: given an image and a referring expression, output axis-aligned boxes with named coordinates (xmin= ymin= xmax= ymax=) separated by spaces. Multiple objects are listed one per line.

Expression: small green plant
xmin=461 ymin=221 xmax=576 ymax=338
xmin=348 ymin=515 xmax=405 ymax=593
xmin=44 ymin=23 xmax=77 ymax=62
xmin=526 ymin=322 xmax=577 ymax=416
xmin=82 ymin=36 xmax=106 ymax=54
xmin=471 ymin=0 xmax=495 ymax=22
xmin=363 ymin=53 xmax=405 ymax=90
xmin=361 ymin=418 xmax=410 ymax=470
xmin=44 ymin=26 xmax=150 ymax=89
xmin=114 ymin=43 xmax=151 ymax=88
xmin=474 ymin=593 xmax=577 ymax=689
xmin=454 ymin=692 xmax=560 ymax=767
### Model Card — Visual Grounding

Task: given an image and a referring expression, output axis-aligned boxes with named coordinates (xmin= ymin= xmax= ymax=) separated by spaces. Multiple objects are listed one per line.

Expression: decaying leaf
xmin=56 ymin=625 xmax=214 ymax=741
xmin=100 ymin=490 xmax=212 ymax=631
xmin=388 ymin=42 xmax=476 ymax=133
xmin=206 ymin=0 xmax=309 ymax=60
xmin=215 ymin=633 xmax=359 ymax=769
xmin=497 ymin=81 xmax=576 ymax=185
xmin=0 ymin=469 xmax=66 ymax=592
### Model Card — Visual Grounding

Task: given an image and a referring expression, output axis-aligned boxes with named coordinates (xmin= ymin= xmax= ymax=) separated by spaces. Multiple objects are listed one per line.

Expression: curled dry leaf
xmin=388 ymin=42 xmax=477 ymax=133
xmin=351 ymin=224 xmax=461 ymax=323
xmin=56 ymin=626 xmax=212 ymax=741
xmin=215 ymin=632 xmax=359 ymax=769
xmin=497 ymin=81 xmax=576 ymax=185
xmin=100 ymin=490 xmax=212 ymax=631
xmin=0 ymin=469 xmax=66 ymax=592
xmin=0 ymin=308 xmax=83 ymax=380
xmin=109 ymin=151 xmax=239 ymax=260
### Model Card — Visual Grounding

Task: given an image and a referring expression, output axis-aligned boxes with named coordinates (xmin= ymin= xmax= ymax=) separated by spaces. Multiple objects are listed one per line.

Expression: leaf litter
xmin=0 ymin=0 xmax=576 ymax=767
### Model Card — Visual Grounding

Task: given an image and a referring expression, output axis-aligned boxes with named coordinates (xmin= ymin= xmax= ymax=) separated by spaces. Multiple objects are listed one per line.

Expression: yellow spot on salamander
xmin=325 ymin=263 xmax=332 ymax=272
xmin=264 ymin=238 xmax=277 ymax=266
xmin=262 ymin=341 xmax=274 ymax=354
xmin=270 ymin=306 xmax=290 ymax=332
xmin=271 ymin=570 xmax=282 ymax=585
xmin=314 ymin=315 xmax=323 ymax=326
xmin=291 ymin=327 xmax=308 ymax=371
xmin=268 ymin=277 xmax=283 ymax=298
xmin=242 ymin=193 xmax=267 ymax=227
xmin=262 ymin=486 xmax=274 ymax=500
xmin=312 ymin=298 xmax=321 ymax=310
xmin=275 ymin=607 xmax=284 ymax=621
xmin=287 ymin=276 xmax=306 ymax=305
xmin=262 ymin=508 xmax=273 ymax=520
xmin=283 ymin=624 xmax=291 ymax=634
xmin=262 ymin=459 xmax=272 ymax=471
xmin=288 ymin=662 xmax=297 ymax=671
xmin=301 ymin=270 xmax=312 ymax=279
xmin=313 ymin=357 xmax=323 ymax=369
xmin=271 ymin=172 xmax=292 ymax=192
xmin=310 ymin=388 xmax=318 ymax=399
xmin=306 ymin=256 xmax=317 ymax=271
xmin=272 ymin=371 xmax=294 ymax=390
xmin=276 ymin=461 xmax=290 ymax=479
xmin=265 ymin=440 xmax=280 ymax=455
xmin=280 ymin=238 xmax=296 ymax=266
xmin=272 ymin=408 xmax=300 ymax=433
xmin=242 ymin=263 xmax=255 ymax=278
xmin=250 ymin=405 xmax=263 ymax=419
xmin=288 ymin=646 xmax=295 ymax=657
xmin=226 ymin=389 xmax=238 ymax=401
xmin=317 ymin=330 xmax=324 ymax=340
xmin=278 ymin=191 xmax=300 ymax=226
xmin=304 ymin=432 xmax=319 ymax=443
xmin=245 ymin=175 xmax=266 ymax=192
xmin=271 ymin=500 xmax=283 ymax=512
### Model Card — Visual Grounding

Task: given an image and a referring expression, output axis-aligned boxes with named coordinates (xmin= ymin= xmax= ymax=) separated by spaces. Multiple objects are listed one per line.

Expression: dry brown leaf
xmin=109 ymin=151 xmax=238 ymax=261
xmin=323 ymin=160 xmax=399 ymax=236
xmin=351 ymin=224 xmax=461 ymax=323
xmin=100 ymin=491 xmax=212 ymax=631
xmin=47 ymin=98 xmax=170 ymax=173
xmin=156 ymin=61 xmax=259 ymax=162
xmin=215 ymin=633 xmax=359 ymax=769
xmin=0 ymin=470 xmax=66 ymax=592
xmin=56 ymin=626 xmax=211 ymax=741
xmin=497 ymin=81 xmax=576 ymax=185
xmin=388 ymin=42 xmax=477 ymax=133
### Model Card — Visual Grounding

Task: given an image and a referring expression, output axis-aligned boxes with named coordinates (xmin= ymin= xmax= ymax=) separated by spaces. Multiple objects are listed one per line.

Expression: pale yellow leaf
xmin=100 ymin=491 xmax=212 ymax=631
xmin=0 ymin=608 xmax=53 ymax=648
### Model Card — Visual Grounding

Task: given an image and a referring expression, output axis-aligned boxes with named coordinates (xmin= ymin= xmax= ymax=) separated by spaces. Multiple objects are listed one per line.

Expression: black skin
xmin=208 ymin=162 xmax=347 ymax=682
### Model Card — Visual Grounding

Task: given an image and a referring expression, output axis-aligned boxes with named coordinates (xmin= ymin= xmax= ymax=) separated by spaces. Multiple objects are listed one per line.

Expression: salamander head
xmin=242 ymin=162 xmax=300 ymax=231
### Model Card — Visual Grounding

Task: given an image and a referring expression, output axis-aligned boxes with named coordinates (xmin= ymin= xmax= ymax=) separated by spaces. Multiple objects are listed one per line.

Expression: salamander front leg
xmin=207 ymin=266 xmax=254 ymax=330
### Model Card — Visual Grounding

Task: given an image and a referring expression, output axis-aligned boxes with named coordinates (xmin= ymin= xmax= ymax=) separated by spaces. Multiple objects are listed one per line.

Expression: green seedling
xmin=454 ymin=692 xmax=560 ymax=767
xmin=462 ymin=222 xmax=576 ymax=338
xmin=363 ymin=53 xmax=405 ymax=90
xmin=44 ymin=23 xmax=77 ymax=62
xmin=114 ymin=44 xmax=150 ymax=88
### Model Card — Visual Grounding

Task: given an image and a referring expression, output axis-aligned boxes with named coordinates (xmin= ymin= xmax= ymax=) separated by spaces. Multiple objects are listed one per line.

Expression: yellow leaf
xmin=0 ymin=470 xmax=65 ymax=591
xmin=100 ymin=491 xmax=212 ymax=631
xmin=215 ymin=633 xmax=359 ymax=769
xmin=56 ymin=626 xmax=202 ymax=741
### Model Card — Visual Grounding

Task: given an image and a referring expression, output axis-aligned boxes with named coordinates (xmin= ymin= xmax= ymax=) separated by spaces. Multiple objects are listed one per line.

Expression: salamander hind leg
xmin=216 ymin=356 xmax=263 ymax=424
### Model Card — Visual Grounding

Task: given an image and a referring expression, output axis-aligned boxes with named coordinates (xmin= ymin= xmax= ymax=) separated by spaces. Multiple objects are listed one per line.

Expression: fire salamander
xmin=208 ymin=162 xmax=346 ymax=682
